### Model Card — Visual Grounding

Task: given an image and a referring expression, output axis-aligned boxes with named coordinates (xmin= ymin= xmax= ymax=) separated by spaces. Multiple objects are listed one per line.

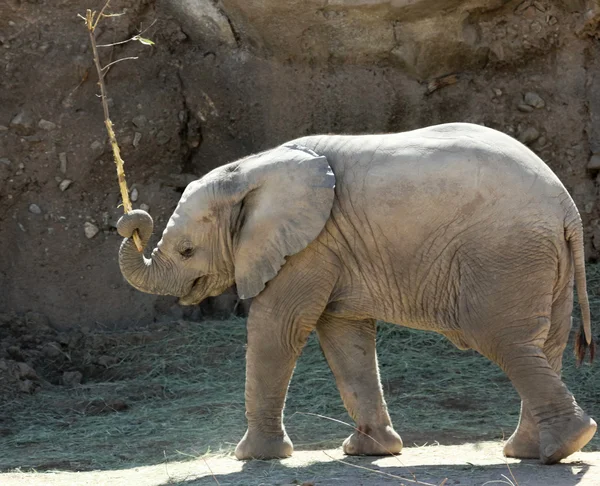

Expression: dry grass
xmin=0 ymin=266 xmax=599 ymax=472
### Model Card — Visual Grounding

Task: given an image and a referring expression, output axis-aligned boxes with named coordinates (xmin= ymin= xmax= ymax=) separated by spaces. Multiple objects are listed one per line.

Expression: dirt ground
xmin=1 ymin=443 xmax=598 ymax=486
xmin=0 ymin=311 xmax=598 ymax=485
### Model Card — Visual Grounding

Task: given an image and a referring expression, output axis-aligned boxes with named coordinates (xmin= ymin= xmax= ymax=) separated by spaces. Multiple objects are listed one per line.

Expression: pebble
xmin=59 ymin=152 xmax=68 ymax=174
xmin=133 ymin=132 xmax=142 ymax=147
xmin=90 ymin=140 xmax=104 ymax=151
xmin=493 ymin=88 xmax=502 ymax=97
xmin=29 ymin=203 xmax=42 ymax=214
xmin=132 ymin=115 xmax=147 ymax=128
xmin=524 ymin=91 xmax=545 ymax=109
xmin=84 ymin=222 xmax=100 ymax=239
xmin=0 ymin=157 xmax=11 ymax=166
xmin=156 ymin=131 xmax=170 ymax=145
xmin=38 ymin=119 xmax=57 ymax=130
xmin=140 ymin=203 xmax=150 ymax=212
xmin=518 ymin=126 xmax=540 ymax=144
xmin=59 ymin=179 xmax=73 ymax=192
xmin=10 ymin=110 xmax=34 ymax=133
xmin=0 ymin=125 xmax=8 ymax=131
xmin=588 ymin=155 xmax=600 ymax=170
xmin=42 ymin=342 xmax=62 ymax=359
xmin=517 ymin=104 xmax=534 ymax=113
xmin=62 ymin=371 xmax=83 ymax=386
xmin=130 ymin=187 xmax=139 ymax=202
xmin=97 ymin=355 xmax=118 ymax=367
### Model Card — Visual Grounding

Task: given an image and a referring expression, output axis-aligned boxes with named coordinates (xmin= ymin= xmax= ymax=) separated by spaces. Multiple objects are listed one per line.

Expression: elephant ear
xmin=233 ymin=143 xmax=335 ymax=299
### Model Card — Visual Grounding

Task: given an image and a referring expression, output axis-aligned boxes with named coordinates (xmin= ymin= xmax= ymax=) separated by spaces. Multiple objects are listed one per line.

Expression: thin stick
xmin=201 ymin=456 xmax=221 ymax=485
xmin=322 ymin=452 xmax=436 ymax=486
xmin=84 ymin=4 xmax=143 ymax=251
xmin=295 ymin=412 xmax=442 ymax=485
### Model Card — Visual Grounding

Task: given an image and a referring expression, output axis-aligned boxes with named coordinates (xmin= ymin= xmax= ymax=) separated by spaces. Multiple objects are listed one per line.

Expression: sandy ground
xmin=2 ymin=441 xmax=597 ymax=486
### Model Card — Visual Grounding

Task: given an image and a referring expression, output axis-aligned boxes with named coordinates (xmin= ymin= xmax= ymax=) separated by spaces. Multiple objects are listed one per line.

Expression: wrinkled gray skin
xmin=117 ymin=123 xmax=596 ymax=464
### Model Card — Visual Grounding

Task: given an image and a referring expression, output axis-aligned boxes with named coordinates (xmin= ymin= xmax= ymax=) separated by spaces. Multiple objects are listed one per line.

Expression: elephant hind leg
xmin=316 ymin=315 xmax=403 ymax=456
xmin=482 ymin=312 xmax=596 ymax=464
xmin=504 ymin=282 xmax=574 ymax=459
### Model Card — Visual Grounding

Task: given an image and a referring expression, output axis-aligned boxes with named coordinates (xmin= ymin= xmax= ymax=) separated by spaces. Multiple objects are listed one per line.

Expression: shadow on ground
xmin=2 ymin=443 xmax=597 ymax=486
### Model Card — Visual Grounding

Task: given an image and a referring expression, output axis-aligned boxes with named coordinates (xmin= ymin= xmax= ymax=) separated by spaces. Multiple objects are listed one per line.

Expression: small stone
xmin=133 ymin=132 xmax=142 ymax=147
xmin=588 ymin=155 xmax=600 ymax=170
xmin=533 ymin=1 xmax=545 ymax=11
xmin=536 ymin=136 xmax=547 ymax=146
xmin=38 ymin=119 xmax=57 ymax=130
xmin=10 ymin=110 xmax=34 ymax=134
xmin=517 ymin=104 xmax=534 ymax=113
xmin=59 ymin=179 xmax=73 ymax=192
xmin=0 ymin=125 xmax=8 ymax=131
xmin=8 ymin=346 xmax=24 ymax=361
xmin=18 ymin=380 xmax=36 ymax=394
xmin=493 ymin=88 xmax=502 ymax=96
xmin=61 ymin=95 xmax=74 ymax=109
xmin=518 ymin=126 xmax=540 ymax=145
xmin=84 ymin=222 xmax=99 ymax=239
xmin=42 ymin=342 xmax=62 ymax=359
xmin=16 ymin=362 xmax=39 ymax=381
xmin=130 ymin=187 xmax=139 ymax=202
xmin=22 ymin=134 xmax=44 ymax=143
xmin=62 ymin=371 xmax=82 ymax=386
xmin=90 ymin=140 xmax=104 ymax=151
xmin=132 ymin=115 xmax=147 ymax=128
xmin=0 ymin=157 xmax=11 ymax=166
xmin=97 ymin=355 xmax=118 ymax=367
xmin=59 ymin=152 xmax=68 ymax=173
xmin=548 ymin=16 xmax=558 ymax=25
xmin=156 ymin=131 xmax=170 ymax=145
xmin=17 ymin=162 xmax=24 ymax=170
xmin=140 ymin=203 xmax=150 ymax=212
xmin=29 ymin=203 xmax=42 ymax=214
xmin=524 ymin=91 xmax=545 ymax=109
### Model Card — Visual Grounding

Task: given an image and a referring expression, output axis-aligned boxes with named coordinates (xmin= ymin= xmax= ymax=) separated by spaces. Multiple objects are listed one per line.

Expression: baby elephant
xmin=117 ymin=123 xmax=596 ymax=464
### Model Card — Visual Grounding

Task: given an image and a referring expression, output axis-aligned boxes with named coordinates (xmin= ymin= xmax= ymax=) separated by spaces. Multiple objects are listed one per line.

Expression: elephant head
xmin=116 ymin=143 xmax=336 ymax=305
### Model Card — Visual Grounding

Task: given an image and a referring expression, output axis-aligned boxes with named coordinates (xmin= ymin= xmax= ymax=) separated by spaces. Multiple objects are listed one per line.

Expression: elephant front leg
xmin=317 ymin=316 xmax=403 ymax=456
xmin=234 ymin=302 xmax=316 ymax=460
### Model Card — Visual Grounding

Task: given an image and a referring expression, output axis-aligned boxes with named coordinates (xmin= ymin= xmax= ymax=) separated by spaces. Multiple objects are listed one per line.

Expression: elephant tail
xmin=565 ymin=211 xmax=594 ymax=366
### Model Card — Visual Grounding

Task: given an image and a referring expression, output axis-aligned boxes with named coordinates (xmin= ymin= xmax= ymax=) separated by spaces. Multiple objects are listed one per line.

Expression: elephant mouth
xmin=179 ymin=276 xmax=208 ymax=306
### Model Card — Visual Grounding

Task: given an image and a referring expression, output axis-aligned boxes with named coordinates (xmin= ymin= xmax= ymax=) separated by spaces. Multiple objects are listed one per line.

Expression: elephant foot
xmin=539 ymin=413 xmax=597 ymax=465
xmin=343 ymin=424 xmax=403 ymax=456
xmin=234 ymin=429 xmax=293 ymax=460
xmin=504 ymin=426 xmax=540 ymax=459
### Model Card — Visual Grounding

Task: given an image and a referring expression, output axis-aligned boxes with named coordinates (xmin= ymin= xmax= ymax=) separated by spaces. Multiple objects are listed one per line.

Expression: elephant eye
xmin=179 ymin=246 xmax=194 ymax=259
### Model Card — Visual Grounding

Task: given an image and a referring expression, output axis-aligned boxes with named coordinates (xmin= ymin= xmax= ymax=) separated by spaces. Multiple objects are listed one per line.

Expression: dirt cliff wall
xmin=1 ymin=0 xmax=599 ymax=329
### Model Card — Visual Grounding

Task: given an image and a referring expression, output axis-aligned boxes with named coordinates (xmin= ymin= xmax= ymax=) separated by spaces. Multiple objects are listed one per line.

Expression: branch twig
xmin=101 ymin=56 xmax=139 ymax=72
xmin=97 ymin=19 xmax=158 ymax=47
xmin=83 ymin=3 xmax=143 ymax=252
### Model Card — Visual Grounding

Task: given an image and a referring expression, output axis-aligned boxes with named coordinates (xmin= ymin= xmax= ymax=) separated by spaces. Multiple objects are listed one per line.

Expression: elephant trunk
xmin=117 ymin=210 xmax=174 ymax=295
